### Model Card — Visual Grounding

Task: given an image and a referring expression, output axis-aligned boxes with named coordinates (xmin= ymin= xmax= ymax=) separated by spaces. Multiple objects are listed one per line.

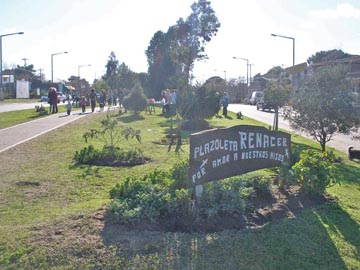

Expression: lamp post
xmin=270 ymin=33 xmax=295 ymax=131
xmin=78 ymin=64 xmax=91 ymax=78
xmin=51 ymin=51 xmax=68 ymax=83
xmin=0 ymin=31 xmax=24 ymax=100
xmin=270 ymin=33 xmax=295 ymax=67
xmin=232 ymin=56 xmax=249 ymax=86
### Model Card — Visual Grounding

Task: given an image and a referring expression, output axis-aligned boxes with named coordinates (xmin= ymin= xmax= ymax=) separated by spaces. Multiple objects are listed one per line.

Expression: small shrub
xmin=108 ymin=169 xmax=175 ymax=223
xmin=292 ymin=149 xmax=336 ymax=195
xmin=74 ymin=145 xmax=101 ymax=165
xmin=170 ymin=159 xmax=189 ymax=191
xmin=122 ymin=82 xmax=148 ymax=114
xmin=107 ymin=162 xmax=273 ymax=226
xmin=75 ymin=111 xmax=143 ymax=166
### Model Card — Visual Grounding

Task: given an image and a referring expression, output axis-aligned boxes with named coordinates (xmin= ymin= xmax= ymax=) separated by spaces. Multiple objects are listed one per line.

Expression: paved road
xmin=0 ymin=101 xmax=51 ymax=113
xmin=229 ymin=104 xmax=359 ymax=154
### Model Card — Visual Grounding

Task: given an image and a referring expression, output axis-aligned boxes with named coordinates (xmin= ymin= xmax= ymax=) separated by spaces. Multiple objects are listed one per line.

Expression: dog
xmin=236 ymin=111 xmax=243 ymax=119
xmin=348 ymin=146 xmax=360 ymax=160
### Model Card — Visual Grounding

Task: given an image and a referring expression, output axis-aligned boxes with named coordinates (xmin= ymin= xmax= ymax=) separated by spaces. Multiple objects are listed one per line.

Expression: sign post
xmin=189 ymin=125 xmax=291 ymax=188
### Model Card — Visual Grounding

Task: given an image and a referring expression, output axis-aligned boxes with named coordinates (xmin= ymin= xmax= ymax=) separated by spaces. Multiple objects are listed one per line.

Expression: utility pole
xmin=22 ymin=58 xmax=28 ymax=67
xmin=37 ymin=68 xmax=44 ymax=81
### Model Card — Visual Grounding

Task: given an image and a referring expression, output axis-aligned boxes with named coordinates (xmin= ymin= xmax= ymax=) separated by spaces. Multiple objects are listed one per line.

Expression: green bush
xmin=199 ymin=175 xmax=271 ymax=216
xmin=122 ymin=81 xmax=148 ymax=114
xmin=74 ymin=145 xmax=144 ymax=166
xmin=108 ymin=169 xmax=176 ymax=223
xmin=178 ymin=83 xmax=220 ymax=124
xmin=292 ymin=149 xmax=336 ymax=195
xmin=74 ymin=145 xmax=101 ymax=165
xmin=107 ymin=161 xmax=272 ymax=225
xmin=169 ymin=159 xmax=189 ymax=191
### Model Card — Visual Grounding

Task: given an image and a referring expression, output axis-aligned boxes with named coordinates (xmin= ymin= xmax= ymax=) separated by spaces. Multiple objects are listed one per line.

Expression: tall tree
xmin=307 ymin=49 xmax=352 ymax=65
xmin=174 ymin=0 xmax=220 ymax=87
xmin=146 ymin=0 xmax=220 ymax=96
xmin=146 ymin=31 xmax=176 ymax=98
xmin=284 ymin=64 xmax=360 ymax=151
xmin=102 ymin=52 xmax=140 ymax=92
xmin=103 ymin=52 xmax=119 ymax=89
xmin=92 ymin=79 xmax=110 ymax=92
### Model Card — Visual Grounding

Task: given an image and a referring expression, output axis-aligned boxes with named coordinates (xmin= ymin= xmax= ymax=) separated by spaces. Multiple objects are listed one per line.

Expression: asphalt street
xmin=0 ymin=101 xmax=51 ymax=113
xmin=228 ymin=104 xmax=359 ymax=154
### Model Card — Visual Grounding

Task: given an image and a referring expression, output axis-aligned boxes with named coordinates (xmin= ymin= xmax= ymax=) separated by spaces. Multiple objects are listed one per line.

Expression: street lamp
xmin=0 ymin=31 xmax=24 ymax=100
xmin=232 ymin=56 xmax=249 ymax=86
xmin=271 ymin=33 xmax=295 ymax=67
xmin=51 ymin=51 xmax=68 ymax=83
xmin=78 ymin=64 xmax=91 ymax=78
xmin=270 ymin=33 xmax=295 ymax=131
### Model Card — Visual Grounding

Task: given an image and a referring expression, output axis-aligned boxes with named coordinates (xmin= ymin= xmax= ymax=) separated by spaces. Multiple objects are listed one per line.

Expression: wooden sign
xmin=189 ymin=125 xmax=291 ymax=186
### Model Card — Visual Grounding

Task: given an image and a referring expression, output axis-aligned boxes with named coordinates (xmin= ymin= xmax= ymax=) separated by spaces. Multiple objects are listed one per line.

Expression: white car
xmin=57 ymin=92 xmax=66 ymax=103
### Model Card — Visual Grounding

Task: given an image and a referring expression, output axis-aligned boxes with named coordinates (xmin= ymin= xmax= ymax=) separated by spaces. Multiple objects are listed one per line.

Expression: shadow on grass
xmin=117 ymin=113 xmax=145 ymax=123
xmin=314 ymin=203 xmax=360 ymax=262
xmin=333 ymin=162 xmax=360 ymax=185
xmin=99 ymin=203 xmax=350 ymax=269
xmin=68 ymin=163 xmax=104 ymax=179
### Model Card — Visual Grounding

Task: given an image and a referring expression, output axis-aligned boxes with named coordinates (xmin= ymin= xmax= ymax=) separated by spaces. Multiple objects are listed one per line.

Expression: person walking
xmin=99 ymin=90 xmax=106 ymax=112
xmin=80 ymin=96 xmax=87 ymax=113
xmin=89 ymin=89 xmax=97 ymax=113
xmin=66 ymin=99 xmax=72 ymax=115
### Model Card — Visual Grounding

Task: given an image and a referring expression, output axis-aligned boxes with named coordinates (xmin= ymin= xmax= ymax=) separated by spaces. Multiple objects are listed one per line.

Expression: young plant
xmin=292 ymin=149 xmax=336 ymax=195
xmin=277 ymin=162 xmax=294 ymax=190
xmin=83 ymin=109 xmax=141 ymax=150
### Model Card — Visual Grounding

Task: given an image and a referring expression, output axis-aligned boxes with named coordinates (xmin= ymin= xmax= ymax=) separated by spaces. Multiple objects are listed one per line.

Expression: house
xmin=285 ymin=55 xmax=360 ymax=93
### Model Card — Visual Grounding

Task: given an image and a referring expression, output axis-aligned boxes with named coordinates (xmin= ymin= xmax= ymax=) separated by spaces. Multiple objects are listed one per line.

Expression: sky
xmin=1 ymin=0 xmax=360 ymax=85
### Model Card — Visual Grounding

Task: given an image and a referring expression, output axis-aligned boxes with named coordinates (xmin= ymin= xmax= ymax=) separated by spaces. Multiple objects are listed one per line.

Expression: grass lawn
xmin=0 ymin=105 xmax=68 ymax=129
xmin=0 ymin=110 xmax=359 ymax=269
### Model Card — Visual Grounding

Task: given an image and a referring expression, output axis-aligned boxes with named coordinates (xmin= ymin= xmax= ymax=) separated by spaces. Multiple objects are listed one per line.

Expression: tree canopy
xmin=102 ymin=52 xmax=139 ymax=92
xmin=146 ymin=0 xmax=220 ymax=97
xmin=284 ymin=64 xmax=360 ymax=151
xmin=307 ymin=49 xmax=353 ymax=65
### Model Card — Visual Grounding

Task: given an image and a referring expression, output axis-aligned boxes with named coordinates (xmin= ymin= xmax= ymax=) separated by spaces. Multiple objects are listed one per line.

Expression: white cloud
xmin=309 ymin=3 xmax=360 ymax=19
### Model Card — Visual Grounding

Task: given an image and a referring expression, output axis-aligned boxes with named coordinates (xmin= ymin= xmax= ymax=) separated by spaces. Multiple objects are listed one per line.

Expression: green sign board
xmin=189 ymin=125 xmax=291 ymax=186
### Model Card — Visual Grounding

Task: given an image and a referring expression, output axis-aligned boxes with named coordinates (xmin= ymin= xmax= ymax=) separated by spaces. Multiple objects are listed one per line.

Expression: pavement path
xmin=0 ymin=110 xmax=89 ymax=153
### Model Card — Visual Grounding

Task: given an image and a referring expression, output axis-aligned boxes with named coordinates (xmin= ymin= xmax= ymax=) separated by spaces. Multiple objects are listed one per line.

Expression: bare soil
xmin=29 ymin=184 xmax=334 ymax=259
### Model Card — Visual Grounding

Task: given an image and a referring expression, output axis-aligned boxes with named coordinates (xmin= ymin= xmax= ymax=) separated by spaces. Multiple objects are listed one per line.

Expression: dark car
xmin=40 ymin=95 xmax=49 ymax=102
xmin=256 ymin=98 xmax=276 ymax=112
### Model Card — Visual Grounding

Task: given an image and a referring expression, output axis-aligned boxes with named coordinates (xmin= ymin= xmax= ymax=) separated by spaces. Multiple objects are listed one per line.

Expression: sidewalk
xmin=0 ymin=110 xmax=89 ymax=153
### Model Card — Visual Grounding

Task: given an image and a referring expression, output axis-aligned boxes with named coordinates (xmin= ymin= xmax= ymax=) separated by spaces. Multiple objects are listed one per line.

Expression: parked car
xmin=256 ymin=98 xmax=276 ymax=112
xmin=40 ymin=95 xmax=49 ymax=102
xmin=57 ymin=92 xmax=66 ymax=103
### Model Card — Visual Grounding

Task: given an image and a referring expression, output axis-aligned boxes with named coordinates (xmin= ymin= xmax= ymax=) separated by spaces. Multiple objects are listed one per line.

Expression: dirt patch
xmin=28 ymin=185 xmax=334 ymax=260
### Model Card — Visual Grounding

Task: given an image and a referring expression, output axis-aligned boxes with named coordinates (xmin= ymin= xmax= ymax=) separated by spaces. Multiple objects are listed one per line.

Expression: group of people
xmin=47 ymin=87 xmax=59 ymax=113
xmin=74 ymin=89 xmax=125 ymax=114
xmin=160 ymin=89 xmax=177 ymax=116
xmin=47 ymin=86 xmax=229 ymax=118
